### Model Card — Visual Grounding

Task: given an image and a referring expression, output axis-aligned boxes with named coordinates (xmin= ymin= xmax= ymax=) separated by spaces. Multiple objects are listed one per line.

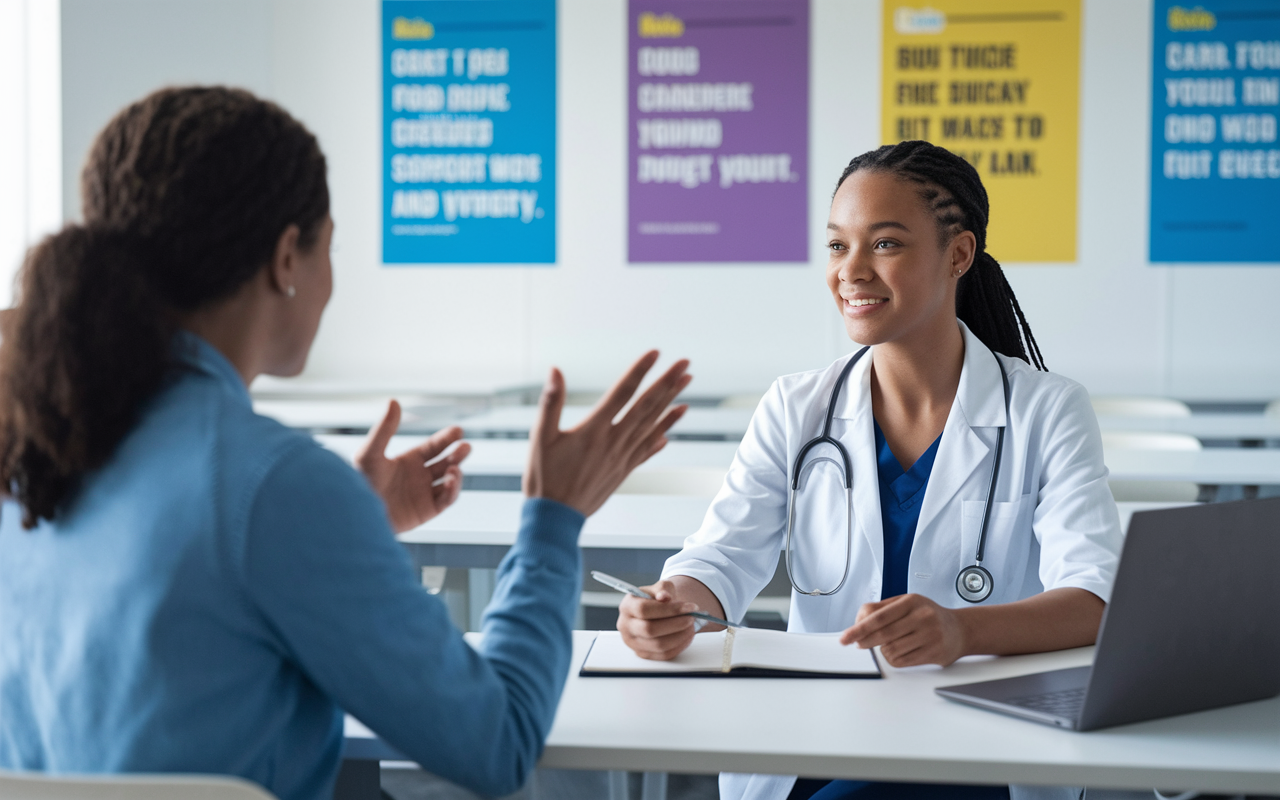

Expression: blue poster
xmin=1150 ymin=2 xmax=1280 ymax=263
xmin=382 ymin=0 xmax=555 ymax=264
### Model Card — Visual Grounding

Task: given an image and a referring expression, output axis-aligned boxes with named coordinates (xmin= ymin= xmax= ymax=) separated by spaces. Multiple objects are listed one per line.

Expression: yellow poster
xmin=881 ymin=1 xmax=1080 ymax=262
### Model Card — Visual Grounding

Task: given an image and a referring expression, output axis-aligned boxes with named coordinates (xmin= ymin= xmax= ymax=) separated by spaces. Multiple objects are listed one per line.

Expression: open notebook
xmin=580 ymin=628 xmax=881 ymax=679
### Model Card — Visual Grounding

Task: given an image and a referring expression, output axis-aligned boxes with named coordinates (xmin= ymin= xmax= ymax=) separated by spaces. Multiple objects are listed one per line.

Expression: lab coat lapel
xmin=915 ymin=324 xmax=1008 ymax=539
xmin=832 ymin=350 xmax=884 ymax=582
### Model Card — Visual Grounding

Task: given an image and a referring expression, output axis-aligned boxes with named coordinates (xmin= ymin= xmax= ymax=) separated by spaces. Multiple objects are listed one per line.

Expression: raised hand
xmin=523 ymin=351 xmax=691 ymax=516
xmin=356 ymin=400 xmax=472 ymax=533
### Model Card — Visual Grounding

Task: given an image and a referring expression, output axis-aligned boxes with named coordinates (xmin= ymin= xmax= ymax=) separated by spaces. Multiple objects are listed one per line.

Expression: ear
xmin=948 ymin=230 xmax=977 ymax=278
xmin=266 ymin=224 xmax=302 ymax=297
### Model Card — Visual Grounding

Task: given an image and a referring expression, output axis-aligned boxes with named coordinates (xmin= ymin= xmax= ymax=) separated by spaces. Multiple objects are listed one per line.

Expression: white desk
xmin=1096 ymin=413 xmax=1280 ymax=443
xmin=1104 ymin=448 xmax=1280 ymax=486
xmin=456 ymin=406 xmax=755 ymax=440
xmin=346 ymin=631 xmax=1280 ymax=793
xmin=315 ymin=435 xmax=742 ymax=477
xmin=318 ymin=433 xmax=1280 ymax=489
xmin=400 ymin=492 xmax=707 ymax=550
xmin=400 ymin=493 xmax=1185 ymax=552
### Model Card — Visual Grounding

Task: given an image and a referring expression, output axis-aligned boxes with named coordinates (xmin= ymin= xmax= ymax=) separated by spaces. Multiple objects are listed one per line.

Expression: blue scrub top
xmin=873 ymin=421 xmax=941 ymax=599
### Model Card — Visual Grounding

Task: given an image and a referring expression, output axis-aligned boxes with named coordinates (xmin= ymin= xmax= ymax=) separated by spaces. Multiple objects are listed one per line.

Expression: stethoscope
xmin=783 ymin=346 xmax=1011 ymax=603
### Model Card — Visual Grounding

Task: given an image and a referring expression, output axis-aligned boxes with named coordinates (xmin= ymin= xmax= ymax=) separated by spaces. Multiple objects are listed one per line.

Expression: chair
xmin=0 ymin=770 xmax=276 ymax=800
xmin=615 ymin=467 xmax=727 ymax=497
xmin=1102 ymin=430 xmax=1202 ymax=503
xmin=1091 ymin=396 xmax=1192 ymax=418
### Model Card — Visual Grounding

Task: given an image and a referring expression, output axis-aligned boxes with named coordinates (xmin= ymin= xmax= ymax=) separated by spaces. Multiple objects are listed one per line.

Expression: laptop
xmin=936 ymin=497 xmax=1280 ymax=731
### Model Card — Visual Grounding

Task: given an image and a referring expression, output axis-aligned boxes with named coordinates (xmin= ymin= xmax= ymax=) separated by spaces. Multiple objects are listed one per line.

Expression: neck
xmin=181 ymin=289 xmax=271 ymax=387
xmin=870 ymin=316 xmax=965 ymax=423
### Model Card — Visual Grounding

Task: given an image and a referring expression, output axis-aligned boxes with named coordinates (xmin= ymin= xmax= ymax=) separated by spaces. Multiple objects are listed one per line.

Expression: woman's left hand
xmin=355 ymin=400 xmax=472 ymax=533
xmin=840 ymin=594 xmax=968 ymax=667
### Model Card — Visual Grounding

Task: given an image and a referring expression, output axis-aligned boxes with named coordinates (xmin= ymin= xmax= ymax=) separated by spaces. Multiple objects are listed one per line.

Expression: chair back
xmin=0 ymin=770 xmax=276 ymax=800
xmin=1090 ymin=396 xmax=1191 ymax=418
xmin=1103 ymin=430 xmax=1202 ymax=503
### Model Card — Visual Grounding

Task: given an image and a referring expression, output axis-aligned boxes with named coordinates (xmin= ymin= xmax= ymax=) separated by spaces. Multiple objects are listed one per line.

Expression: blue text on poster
xmin=1151 ymin=2 xmax=1280 ymax=263
xmin=383 ymin=0 xmax=556 ymax=264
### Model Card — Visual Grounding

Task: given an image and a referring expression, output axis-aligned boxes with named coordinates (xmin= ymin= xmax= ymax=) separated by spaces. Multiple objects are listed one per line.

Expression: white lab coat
xmin=662 ymin=322 xmax=1123 ymax=800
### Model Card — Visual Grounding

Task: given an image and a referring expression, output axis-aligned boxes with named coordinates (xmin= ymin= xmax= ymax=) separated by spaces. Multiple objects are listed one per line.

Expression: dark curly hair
xmin=0 ymin=86 xmax=329 ymax=528
xmin=836 ymin=140 xmax=1045 ymax=371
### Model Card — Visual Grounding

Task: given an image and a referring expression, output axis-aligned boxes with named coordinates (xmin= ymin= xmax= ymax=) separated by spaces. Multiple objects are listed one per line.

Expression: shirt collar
xmin=173 ymin=330 xmax=252 ymax=409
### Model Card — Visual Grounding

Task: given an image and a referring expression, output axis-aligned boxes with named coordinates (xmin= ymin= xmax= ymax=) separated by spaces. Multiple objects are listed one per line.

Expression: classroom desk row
xmin=342 ymin=633 xmax=1280 ymax=797
xmin=316 ymin=434 xmax=1280 ymax=491
xmin=265 ymin=401 xmax=1280 ymax=444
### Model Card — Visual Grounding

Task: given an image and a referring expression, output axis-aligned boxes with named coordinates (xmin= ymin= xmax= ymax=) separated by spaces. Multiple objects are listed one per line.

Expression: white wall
xmin=0 ymin=0 xmax=61 ymax=309
xmin=60 ymin=0 xmax=1280 ymax=401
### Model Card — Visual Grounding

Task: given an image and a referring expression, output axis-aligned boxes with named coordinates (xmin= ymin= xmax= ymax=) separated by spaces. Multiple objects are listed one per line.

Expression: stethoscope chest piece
xmin=956 ymin=564 xmax=993 ymax=603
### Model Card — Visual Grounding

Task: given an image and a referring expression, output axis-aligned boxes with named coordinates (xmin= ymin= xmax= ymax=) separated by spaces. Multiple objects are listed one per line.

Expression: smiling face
xmin=825 ymin=170 xmax=976 ymax=348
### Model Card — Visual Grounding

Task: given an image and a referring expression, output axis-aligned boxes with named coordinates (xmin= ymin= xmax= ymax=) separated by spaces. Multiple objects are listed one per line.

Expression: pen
xmin=589 ymin=570 xmax=746 ymax=629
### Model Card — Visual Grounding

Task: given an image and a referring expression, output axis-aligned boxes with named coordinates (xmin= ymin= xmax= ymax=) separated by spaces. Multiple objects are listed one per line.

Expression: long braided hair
xmin=836 ymin=141 xmax=1046 ymax=371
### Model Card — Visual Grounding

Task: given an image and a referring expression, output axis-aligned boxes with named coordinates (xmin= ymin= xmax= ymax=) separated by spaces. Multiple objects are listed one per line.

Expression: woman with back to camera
xmin=617 ymin=141 xmax=1123 ymax=800
xmin=0 ymin=86 xmax=693 ymax=800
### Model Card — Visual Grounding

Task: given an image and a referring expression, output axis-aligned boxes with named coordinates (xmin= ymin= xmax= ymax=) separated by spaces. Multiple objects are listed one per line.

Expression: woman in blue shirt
xmin=0 ymin=86 xmax=691 ymax=800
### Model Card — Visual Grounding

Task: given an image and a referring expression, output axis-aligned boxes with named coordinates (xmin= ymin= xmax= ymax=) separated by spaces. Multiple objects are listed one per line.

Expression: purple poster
xmin=628 ymin=0 xmax=810 ymax=263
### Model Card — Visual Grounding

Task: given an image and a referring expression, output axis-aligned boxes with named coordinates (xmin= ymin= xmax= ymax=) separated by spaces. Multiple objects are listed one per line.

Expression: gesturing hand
xmin=524 ymin=351 xmax=691 ymax=517
xmin=356 ymin=400 xmax=472 ymax=533
xmin=840 ymin=593 xmax=968 ymax=667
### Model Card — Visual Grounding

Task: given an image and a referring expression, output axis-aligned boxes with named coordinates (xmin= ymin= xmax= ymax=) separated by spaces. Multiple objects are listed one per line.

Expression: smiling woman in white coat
xmin=617 ymin=141 xmax=1123 ymax=800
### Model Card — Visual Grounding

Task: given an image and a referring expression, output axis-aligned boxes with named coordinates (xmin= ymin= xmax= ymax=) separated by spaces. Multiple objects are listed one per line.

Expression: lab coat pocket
xmin=960 ymin=494 xmax=1034 ymax=604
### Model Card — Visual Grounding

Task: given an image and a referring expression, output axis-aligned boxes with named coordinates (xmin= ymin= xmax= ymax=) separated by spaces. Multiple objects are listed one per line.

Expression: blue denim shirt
xmin=0 ymin=334 xmax=584 ymax=799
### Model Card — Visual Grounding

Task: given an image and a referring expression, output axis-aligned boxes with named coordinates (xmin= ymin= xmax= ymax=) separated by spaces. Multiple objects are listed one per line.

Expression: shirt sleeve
xmin=661 ymin=380 xmax=791 ymax=624
xmin=1032 ymin=382 xmax=1124 ymax=603
xmin=241 ymin=442 xmax=583 ymax=797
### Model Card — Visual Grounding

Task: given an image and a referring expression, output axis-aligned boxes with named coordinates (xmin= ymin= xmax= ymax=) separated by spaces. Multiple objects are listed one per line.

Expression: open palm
xmin=355 ymin=400 xmax=471 ymax=533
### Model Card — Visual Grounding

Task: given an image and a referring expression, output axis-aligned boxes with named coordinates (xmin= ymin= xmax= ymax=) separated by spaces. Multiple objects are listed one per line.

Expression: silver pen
xmin=589 ymin=570 xmax=746 ymax=629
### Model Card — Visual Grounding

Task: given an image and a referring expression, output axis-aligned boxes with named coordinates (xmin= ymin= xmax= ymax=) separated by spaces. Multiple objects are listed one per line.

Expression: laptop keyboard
xmin=1009 ymin=686 xmax=1087 ymax=717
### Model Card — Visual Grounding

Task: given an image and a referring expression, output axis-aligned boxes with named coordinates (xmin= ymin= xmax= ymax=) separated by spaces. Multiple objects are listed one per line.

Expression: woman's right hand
xmin=618 ymin=576 xmax=726 ymax=660
xmin=523 ymin=351 xmax=691 ymax=517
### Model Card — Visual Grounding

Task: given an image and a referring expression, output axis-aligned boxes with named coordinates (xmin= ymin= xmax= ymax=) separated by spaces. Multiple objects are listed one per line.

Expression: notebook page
xmin=729 ymin=628 xmax=879 ymax=675
xmin=582 ymin=630 xmax=728 ymax=673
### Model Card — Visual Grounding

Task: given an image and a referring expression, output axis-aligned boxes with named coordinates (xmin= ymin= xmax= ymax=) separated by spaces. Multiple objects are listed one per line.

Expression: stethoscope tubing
xmin=785 ymin=346 xmax=1011 ymax=602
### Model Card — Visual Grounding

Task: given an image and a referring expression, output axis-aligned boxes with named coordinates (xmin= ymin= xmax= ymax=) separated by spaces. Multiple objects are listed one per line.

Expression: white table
xmin=455 ymin=406 xmax=755 ymax=440
xmin=318 ymin=433 xmax=1280 ymax=488
xmin=345 ymin=631 xmax=1280 ymax=794
xmin=401 ymin=493 xmax=1184 ymax=552
xmin=1096 ymin=413 xmax=1280 ymax=443
xmin=315 ymin=434 xmax=742 ymax=478
xmin=400 ymin=492 xmax=707 ymax=550
xmin=1104 ymin=448 xmax=1280 ymax=486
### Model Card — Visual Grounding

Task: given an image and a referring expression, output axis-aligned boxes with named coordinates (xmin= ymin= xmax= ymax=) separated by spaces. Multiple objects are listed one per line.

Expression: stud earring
xmin=286 ymin=286 xmax=297 ymax=298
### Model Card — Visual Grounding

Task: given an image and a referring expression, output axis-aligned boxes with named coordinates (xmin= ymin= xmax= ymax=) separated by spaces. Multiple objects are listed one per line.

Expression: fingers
xmin=406 ymin=426 xmax=466 ymax=465
xmin=433 ymin=465 xmax=463 ymax=510
xmin=628 ymin=625 xmax=698 ymax=661
xmin=593 ymin=351 xmax=660 ymax=423
xmin=534 ymin=367 xmax=566 ymax=443
xmin=841 ymin=596 xmax=914 ymax=645
xmin=426 ymin=440 xmax=472 ymax=480
xmin=850 ymin=611 xmax=923 ymax=650
xmin=626 ymin=405 xmax=688 ymax=472
xmin=648 ymin=579 xmax=678 ymax=602
xmin=356 ymin=400 xmax=402 ymax=468
xmin=617 ymin=362 xmax=691 ymax=443
xmin=621 ymin=595 xmax=695 ymax=621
